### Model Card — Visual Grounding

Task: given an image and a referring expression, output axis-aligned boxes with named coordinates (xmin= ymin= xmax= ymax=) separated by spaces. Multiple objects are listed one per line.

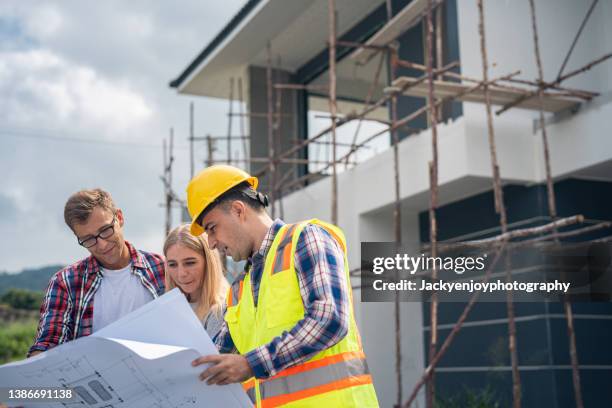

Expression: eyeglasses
xmin=77 ymin=215 xmax=117 ymax=248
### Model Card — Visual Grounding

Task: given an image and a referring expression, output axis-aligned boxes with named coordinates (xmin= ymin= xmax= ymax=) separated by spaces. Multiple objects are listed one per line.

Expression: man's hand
xmin=192 ymin=354 xmax=254 ymax=385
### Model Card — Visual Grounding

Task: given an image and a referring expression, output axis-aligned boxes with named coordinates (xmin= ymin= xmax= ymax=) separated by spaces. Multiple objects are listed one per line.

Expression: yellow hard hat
xmin=186 ymin=165 xmax=258 ymax=236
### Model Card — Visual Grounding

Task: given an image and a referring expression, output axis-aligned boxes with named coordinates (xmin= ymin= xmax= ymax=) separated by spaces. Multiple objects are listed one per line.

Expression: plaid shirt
xmin=215 ymin=219 xmax=350 ymax=379
xmin=28 ymin=241 xmax=165 ymax=356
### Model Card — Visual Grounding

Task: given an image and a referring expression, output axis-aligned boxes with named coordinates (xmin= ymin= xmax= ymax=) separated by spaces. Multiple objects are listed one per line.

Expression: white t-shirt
xmin=92 ymin=263 xmax=154 ymax=332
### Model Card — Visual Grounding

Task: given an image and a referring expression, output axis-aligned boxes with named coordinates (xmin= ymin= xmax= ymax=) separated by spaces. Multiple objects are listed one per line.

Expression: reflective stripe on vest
xmin=227 ymin=276 xmax=244 ymax=308
xmin=259 ymin=351 xmax=370 ymax=401
xmin=243 ymin=378 xmax=257 ymax=404
xmin=270 ymin=224 xmax=297 ymax=274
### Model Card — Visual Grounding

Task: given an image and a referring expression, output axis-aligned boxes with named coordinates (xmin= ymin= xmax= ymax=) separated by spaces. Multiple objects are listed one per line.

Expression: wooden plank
xmin=351 ymin=0 xmax=441 ymax=64
xmin=388 ymin=77 xmax=580 ymax=113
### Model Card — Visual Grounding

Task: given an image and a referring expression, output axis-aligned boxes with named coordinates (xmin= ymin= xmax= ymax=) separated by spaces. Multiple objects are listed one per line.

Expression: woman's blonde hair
xmin=163 ymin=224 xmax=228 ymax=320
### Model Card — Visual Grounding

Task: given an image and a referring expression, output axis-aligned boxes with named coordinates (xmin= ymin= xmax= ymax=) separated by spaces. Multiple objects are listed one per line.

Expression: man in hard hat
xmin=188 ymin=165 xmax=378 ymax=407
xmin=28 ymin=189 xmax=166 ymax=357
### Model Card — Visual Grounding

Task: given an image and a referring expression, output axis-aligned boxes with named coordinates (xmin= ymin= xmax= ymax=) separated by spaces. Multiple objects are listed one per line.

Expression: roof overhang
xmin=170 ymin=0 xmax=388 ymax=101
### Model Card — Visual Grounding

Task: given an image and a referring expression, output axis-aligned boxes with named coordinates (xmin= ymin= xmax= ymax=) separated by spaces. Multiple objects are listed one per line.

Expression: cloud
xmin=0 ymin=0 xmax=247 ymax=272
xmin=0 ymin=49 xmax=152 ymax=134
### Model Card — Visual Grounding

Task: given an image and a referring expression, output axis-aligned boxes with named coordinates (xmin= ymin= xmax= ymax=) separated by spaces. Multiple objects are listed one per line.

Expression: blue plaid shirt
xmin=214 ymin=219 xmax=350 ymax=379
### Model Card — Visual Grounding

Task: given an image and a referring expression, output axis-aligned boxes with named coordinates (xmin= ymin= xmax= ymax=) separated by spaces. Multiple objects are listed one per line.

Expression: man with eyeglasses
xmin=28 ymin=188 xmax=165 ymax=357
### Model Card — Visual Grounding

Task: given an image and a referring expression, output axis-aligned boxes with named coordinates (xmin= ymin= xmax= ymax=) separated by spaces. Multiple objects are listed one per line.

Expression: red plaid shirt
xmin=28 ymin=241 xmax=165 ymax=356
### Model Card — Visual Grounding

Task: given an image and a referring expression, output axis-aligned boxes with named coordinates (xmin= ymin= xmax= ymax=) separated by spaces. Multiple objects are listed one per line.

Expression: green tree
xmin=0 ymin=288 xmax=44 ymax=310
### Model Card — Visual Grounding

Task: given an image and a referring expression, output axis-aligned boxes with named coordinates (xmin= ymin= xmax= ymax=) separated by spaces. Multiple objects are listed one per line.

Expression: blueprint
xmin=0 ymin=289 xmax=252 ymax=408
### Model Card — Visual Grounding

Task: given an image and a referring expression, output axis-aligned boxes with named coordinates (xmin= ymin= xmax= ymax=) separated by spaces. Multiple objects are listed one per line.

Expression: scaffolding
xmin=170 ymin=0 xmax=611 ymax=406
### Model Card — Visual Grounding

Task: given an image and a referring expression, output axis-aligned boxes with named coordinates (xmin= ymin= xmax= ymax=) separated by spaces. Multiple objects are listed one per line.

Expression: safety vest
xmin=225 ymin=219 xmax=379 ymax=407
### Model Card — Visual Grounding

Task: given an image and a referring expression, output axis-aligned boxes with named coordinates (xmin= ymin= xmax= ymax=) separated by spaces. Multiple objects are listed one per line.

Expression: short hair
xmin=196 ymin=181 xmax=268 ymax=226
xmin=64 ymin=189 xmax=116 ymax=230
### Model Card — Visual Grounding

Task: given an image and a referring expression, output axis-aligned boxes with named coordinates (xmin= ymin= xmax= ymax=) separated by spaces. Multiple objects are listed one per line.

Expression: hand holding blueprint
xmin=0 ymin=289 xmax=252 ymax=407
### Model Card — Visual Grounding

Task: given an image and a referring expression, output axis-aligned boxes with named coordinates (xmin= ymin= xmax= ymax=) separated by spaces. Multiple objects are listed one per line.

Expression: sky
xmin=0 ymin=1 xmax=248 ymax=272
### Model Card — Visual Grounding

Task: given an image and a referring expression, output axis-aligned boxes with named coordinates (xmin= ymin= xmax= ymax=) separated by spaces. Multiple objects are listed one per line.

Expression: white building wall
xmin=271 ymin=1 xmax=612 ymax=406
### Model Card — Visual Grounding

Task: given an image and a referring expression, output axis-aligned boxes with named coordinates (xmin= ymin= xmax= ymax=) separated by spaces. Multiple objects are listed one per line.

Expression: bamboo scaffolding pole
xmin=435 ymin=3 xmax=444 ymax=122
xmin=162 ymin=128 xmax=174 ymax=236
xmin=556 ymin=0 xmax=599 ymax=81
xmin=394 ymin=58 xmax=530 ymax=95
xmin=227 ymin=77 xmax=234 ymax=165
xmin=234 ymin=157 xmax=353 ymax=165
xmin=403 ymin=242 xmax=508 ymax=408
xmin=395 ymin=57 xmax=596 ymax=103
xmin=189 ymin=102 xmax=194 ymax=178
xmin=266 ymin=42 xmax=276 ymax=217
xmin=282 ymin=70 xmax=520 ymax=192
xmin=337 ymin=40 xmax=392 ymax=51
xmin=254 ymin=60 xmax=459 ymax=180
xmin=191 ymin=135 xmax=249 ymax=141
xmin=476 ymin=2 xmax=520 ymax=405
xmin=425 ymin=1 xmax=440 ymax=405
xmin=273 ymin=56 xmax=284 ymax=218
xmin=273 ymin=83 xmax=329 ymax=91
xmin=517 ymin=220 xmax=611 ymax=247
xmin=314 ymin=113 xmax=420 ymax=134
xmin=351 ymin=214 xmax=587 ymax=279
xmin=328 ymin=0 xmax=339 ymax=225
xmin=229 ymin=112 xmax=293 ymax=118
xmin=496 ymin=52 xmax=612 ymax=115
xmin=498 ymin=77 xmax=597 ymax=99
xmin=528 ymin=1 xmax=583 ymax=407
xmin=206 ymin=134 xmax=214 ymax=167
xmin=238 ymin=77 xmax=249 ymax=171
xmin=300 ymin=140 xmax=373 ymax=148
xmin=425 ymin=215 xmax=585 ymax=252
xmin=384 ymin=2 xmax=403 ymax=406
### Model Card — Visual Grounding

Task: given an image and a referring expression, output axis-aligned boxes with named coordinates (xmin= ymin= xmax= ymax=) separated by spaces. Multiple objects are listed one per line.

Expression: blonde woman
xmin=164 ymin=224 xmax=229 ymax=339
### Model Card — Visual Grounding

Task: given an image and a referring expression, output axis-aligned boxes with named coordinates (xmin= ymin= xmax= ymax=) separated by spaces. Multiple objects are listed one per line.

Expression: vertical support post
xmin=238 ymin=77 xmax=249 ymax=171
xmin=206 ymin=134 xmax=214 ymax=167
xmin=328 ymin=0 xmax=338 ymax=225
xmin=386 ymin=2 xmax=403 ymax=407
xmin=274 ymin=57 xmax=284 ymax=220
xmin=435 ymin=3 xmax=444 ymax=122
xmin=476 ymin=1 xmax=520 ymax=407
xmin=190 ymin=102 xmax=194 ymax=177
xmin=227 ymin=77 xmax=235 ymax=165
xmin=425 ymin=2 xmax=439 ymax=406
xmin=266 ymin=42 xmax=276 ymax=218
xmin=164 ymin=128 xmax=174 ymax=236
xmin=528 ymin=1 xmax=583 ymax=407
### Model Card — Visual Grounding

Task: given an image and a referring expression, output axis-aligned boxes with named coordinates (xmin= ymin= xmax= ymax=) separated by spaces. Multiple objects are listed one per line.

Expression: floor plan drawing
xmin=0 ymin=290 xmax=251 ymax=408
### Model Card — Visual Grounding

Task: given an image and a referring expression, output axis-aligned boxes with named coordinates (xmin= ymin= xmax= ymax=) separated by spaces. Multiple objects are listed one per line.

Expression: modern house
xmin=171 ymin=0 xmax=612 ymax=406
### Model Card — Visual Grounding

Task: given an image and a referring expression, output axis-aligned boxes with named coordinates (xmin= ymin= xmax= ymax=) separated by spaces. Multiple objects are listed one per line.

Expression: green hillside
xmin=0 ymin=265 xmax=63 ymax=296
